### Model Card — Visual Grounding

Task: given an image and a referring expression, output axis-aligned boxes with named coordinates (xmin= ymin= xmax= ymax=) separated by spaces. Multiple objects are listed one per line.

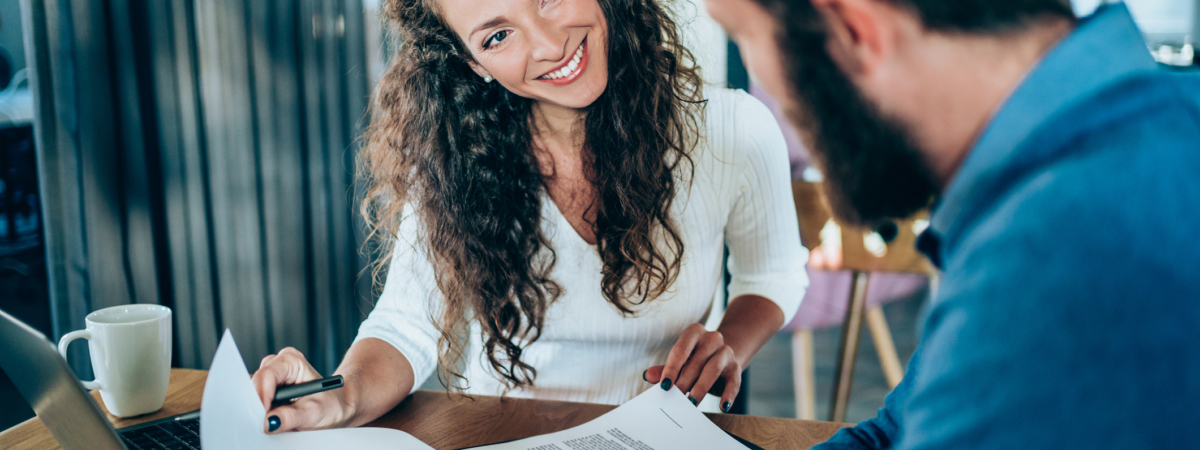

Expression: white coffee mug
xmin=57 ymin=304 xmax=172 ymax=418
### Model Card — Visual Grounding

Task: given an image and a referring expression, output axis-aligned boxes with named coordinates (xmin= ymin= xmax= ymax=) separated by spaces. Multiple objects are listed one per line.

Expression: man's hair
xmin=881 ymin=0 xmax=1076 ymax=33
xmin=744 ymin=0 xmax=1077 ymax=226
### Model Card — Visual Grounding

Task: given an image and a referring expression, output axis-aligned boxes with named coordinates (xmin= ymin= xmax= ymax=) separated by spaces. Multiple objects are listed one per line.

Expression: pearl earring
xmin=483 ymin=74 xmax=494 ymax=83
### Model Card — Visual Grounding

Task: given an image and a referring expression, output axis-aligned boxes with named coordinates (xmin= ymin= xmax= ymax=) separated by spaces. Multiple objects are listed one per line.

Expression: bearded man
xmin=705 ymin=0 xmax=1200 ymax=448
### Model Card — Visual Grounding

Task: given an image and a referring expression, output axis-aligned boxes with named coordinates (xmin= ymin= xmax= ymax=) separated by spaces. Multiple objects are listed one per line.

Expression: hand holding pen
xmin=251 ymin=347 xmax=354 ymax=434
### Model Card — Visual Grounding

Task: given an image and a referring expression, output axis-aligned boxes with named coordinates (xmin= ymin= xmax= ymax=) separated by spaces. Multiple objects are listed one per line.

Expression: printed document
xmin=200 ymin=330 xmax=434 ymax=450
xmin=468 ymin=385 xmax=751 ymax=450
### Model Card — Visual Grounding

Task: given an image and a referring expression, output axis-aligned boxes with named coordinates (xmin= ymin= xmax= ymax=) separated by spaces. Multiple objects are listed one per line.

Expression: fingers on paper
xmin=675 ymin=331 xmax=725 ymax=395
xmin=643 ymin=366 xmax=663 ymax=383
xmin=689 ymin=345 xmax=739 ymax=408
xmin=265 ymin=402 xmax=304 ymax=434
xmin=660 ymin=323 xmax=706 ymax=389
xmin=265 ymin=393 xmax=339 ymax=434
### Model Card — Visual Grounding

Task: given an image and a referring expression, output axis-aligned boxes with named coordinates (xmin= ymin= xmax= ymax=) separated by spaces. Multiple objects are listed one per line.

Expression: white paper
xmin=470 ymin=386 xmax=750 ymax=450
xmin=200 ymin=330 xmax=433 ymax=450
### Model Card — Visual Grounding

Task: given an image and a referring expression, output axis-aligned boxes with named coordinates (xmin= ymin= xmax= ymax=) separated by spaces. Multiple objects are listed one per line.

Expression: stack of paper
xmin=468 ymin=385 xmax=751 ymax=450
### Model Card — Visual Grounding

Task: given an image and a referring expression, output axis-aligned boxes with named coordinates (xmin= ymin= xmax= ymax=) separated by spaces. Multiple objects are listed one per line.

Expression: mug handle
xmin=58 ymin=330 xmax=102 ymax=390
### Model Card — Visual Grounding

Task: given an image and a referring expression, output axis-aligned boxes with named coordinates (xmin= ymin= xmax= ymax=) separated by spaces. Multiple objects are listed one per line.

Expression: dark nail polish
xmin=660 ymin=378 xmax=672 ymax=391
xmin=688 ymin=396 xmax=697 ymax=406
xmin=722 ymin=401 xmax=732 ymax=413
xmin=268 ymin=415 xmax=281 ymax=432
xmin=642 ymin=369 xmax=648 ymax=383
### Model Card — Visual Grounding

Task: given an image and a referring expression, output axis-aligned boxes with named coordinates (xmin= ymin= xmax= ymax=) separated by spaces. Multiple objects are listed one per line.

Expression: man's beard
xmin=777 ymin=32 xmax=940 ymax=228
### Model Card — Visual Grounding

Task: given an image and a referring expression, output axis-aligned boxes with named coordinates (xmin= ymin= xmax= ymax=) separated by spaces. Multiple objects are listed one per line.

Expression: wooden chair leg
xmin=865 ymin=306 xmax=903 ymax=389
xmin=791 ymin=329 xmax=816 ymax=420
xmin=830 ymin=271 xmax=869 ymax=423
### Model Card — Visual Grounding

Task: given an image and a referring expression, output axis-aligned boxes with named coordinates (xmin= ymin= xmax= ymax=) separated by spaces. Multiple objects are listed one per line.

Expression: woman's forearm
xmin=334 ymin=338 xmax=416 ymax=428
xmin=717 ymin=295 xmax=786 ymax=369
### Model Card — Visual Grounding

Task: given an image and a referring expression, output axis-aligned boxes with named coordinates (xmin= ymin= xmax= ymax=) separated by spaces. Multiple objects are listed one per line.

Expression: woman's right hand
xmin=251 ymin=347 xmax=357 ymax=434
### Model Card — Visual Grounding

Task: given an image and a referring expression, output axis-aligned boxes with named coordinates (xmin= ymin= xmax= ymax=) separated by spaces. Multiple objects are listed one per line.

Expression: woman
xmin=252 ymin=0 xmax=806 ymax=433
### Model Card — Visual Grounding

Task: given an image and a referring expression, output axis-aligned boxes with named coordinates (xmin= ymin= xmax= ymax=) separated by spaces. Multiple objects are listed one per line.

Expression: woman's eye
xmin=483 ymin=30 xmax=510 ymax=50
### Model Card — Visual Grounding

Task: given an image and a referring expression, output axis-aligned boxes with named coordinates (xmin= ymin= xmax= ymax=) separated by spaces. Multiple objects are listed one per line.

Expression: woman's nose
xmin=528 ymin=25 xmax=568 ymax=63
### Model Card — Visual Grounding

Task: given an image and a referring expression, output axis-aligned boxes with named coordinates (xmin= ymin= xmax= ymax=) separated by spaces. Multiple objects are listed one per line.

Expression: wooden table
xmin=1 ymin=369 xmax=849 ymax=450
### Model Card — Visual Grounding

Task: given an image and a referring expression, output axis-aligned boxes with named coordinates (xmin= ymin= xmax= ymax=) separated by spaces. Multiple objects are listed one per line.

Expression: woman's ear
xmin=465 ymin=59 xmax=492 ymax=81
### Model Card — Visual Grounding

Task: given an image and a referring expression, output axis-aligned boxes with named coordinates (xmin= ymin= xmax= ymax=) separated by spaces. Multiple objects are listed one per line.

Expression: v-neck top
xmin=355 ymin=87 xmax=808 ymax=405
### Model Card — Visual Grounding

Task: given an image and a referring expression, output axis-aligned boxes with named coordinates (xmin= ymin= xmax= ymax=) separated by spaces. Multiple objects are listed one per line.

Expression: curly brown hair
xmin=360 ymin=0 xmax=705 ymax=391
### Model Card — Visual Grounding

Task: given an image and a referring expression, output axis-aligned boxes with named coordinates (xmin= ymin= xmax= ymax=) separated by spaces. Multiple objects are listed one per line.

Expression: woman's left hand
xmin=643 ymin=323 xmax=742 ymax=413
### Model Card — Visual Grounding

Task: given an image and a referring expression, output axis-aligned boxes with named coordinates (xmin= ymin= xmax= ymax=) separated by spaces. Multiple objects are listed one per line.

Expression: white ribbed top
xmin=355 ymin=87 xmax=808 ymax=405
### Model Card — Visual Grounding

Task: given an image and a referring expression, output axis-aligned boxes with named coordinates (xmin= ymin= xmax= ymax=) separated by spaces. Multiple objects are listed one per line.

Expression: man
xmin=705 ymin=0 xmax=1200 ymax=448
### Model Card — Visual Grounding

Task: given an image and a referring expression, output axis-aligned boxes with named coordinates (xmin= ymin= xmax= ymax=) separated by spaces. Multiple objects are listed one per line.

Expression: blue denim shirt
xmin=812 ymin=4 xmax=1200 ymax=449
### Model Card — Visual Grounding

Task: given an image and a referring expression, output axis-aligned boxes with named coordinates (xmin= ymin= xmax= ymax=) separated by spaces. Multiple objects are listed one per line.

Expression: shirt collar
xmin=929 ymin=3 xmax=1157 ymax=236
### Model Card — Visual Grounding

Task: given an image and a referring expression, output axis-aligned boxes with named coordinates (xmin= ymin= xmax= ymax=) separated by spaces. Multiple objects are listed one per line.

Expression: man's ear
xmin=810 ymin=0 xmax=893 ymax=78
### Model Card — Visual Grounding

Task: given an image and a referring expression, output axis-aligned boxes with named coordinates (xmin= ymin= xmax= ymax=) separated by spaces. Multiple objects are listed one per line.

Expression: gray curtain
xmin=22 ymin=0 xmax=375 ymax=377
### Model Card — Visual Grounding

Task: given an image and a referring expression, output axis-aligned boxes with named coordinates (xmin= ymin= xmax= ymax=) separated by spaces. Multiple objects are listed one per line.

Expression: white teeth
xmin=539 ymin=41 xmax=586 ymax=80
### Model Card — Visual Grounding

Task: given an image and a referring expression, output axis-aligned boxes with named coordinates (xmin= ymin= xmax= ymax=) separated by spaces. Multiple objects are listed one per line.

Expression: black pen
xmin=171 ymin=375 xmax=345 ymax=421
xmin=271 ymin=375 xmax=344 ymax=407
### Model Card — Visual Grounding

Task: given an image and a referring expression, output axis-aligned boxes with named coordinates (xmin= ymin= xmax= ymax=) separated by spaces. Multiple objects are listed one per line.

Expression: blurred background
xmin=1 ymin=0 xmax=1197 ymax=432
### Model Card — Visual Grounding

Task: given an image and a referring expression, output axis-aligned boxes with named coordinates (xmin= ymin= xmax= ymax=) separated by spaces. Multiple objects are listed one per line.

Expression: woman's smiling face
xmin=439 ymin=0 xmax=609 ymax=110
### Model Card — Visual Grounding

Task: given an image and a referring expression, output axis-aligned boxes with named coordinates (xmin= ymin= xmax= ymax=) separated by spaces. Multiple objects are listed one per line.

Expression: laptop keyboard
xmin=119 ymin=417 xmax=201 ymax=450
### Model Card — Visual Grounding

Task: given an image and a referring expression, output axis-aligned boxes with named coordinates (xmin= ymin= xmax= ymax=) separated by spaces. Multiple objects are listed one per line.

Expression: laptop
xmin=0 ymin=308 xmax=202 ymax=450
